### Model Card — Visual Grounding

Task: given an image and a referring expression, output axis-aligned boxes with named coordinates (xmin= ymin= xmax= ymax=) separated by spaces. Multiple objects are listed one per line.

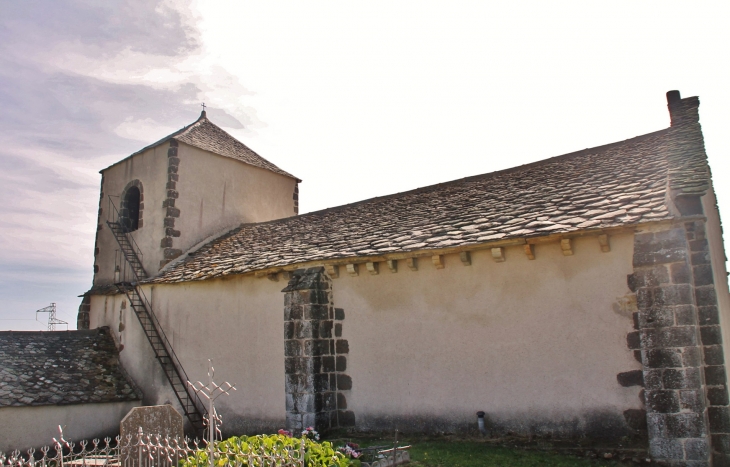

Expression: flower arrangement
xmin=338 ymin=442 xmax=362 ymax=459
xmin=302 ymin=426 xmax=321 ymax=441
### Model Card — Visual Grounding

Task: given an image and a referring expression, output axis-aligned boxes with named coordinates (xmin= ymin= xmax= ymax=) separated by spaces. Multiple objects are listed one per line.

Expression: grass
xmin=407 ymin=439 xmax=632 ymax=467
xmin=330 ymin=436 xmax=640 ymax=467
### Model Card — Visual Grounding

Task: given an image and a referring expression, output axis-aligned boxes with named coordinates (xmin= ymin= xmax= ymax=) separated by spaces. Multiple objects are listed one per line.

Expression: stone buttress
xmin=629 ymin=93 xmax=730 ymax=467
xmin=282 ymin=267 xmax=355 ymax=433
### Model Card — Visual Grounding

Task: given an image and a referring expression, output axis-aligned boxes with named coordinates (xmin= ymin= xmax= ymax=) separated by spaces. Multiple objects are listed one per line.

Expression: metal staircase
xmin=106 ymin=197 xmax=206 ymax=434
xmin=107 ymin=221 xmax=146 ymax=280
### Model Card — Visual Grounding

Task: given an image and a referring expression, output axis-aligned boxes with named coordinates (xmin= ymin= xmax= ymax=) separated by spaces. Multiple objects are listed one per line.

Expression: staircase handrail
xmin=106 ymin=197 xmax=206 ymax=424
xmin=118 ymin=283 xmax=207 ymax=422
xmin=107 ymin=196 xmax=144 ymax=267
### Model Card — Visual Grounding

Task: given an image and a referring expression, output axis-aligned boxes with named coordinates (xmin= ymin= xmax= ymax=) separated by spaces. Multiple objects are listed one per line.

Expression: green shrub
xmin=180 ymin=434 xmax=361 ymax=467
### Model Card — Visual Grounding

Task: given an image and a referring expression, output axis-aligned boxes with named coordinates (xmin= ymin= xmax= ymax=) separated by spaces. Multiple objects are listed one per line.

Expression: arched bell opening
xmin=120 ymin=180 xmax=144 ymax=232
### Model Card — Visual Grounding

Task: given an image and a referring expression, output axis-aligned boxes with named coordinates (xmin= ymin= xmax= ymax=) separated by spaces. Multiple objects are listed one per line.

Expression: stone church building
xmin=74 ymin=91 xmax=730 ymax=465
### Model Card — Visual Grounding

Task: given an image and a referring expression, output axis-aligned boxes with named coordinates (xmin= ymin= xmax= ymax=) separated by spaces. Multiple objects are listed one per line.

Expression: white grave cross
xmin=187 ymin=360 xmax=236 ymax=467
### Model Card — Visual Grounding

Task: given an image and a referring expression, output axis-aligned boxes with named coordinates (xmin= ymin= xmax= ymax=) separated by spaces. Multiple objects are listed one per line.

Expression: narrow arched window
xmin=122 ymin=186 xmax=141 ymax=231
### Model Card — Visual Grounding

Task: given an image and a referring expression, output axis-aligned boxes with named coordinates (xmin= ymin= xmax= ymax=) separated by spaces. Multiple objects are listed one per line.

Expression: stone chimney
xmin=666 ymin=90 xmax=700 ymax=126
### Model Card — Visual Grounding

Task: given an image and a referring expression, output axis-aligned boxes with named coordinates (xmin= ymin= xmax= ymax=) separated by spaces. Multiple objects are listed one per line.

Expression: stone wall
xmin=293 ymin=183 xmax=299 ymax=215
xmin=77 ymin=294 xmax=91 ymax=330
xmin=630 ymin=220 xmax=730 ymax=466
xmin=689 ymin=219 xmax=730 ymax=467
xmin=160 ymin=141 xmax=182 ymax=268
xmin=282 ymin=267 xmax=355 ymax=433
xmin=93 ymin=174 xmax=105 ymax=277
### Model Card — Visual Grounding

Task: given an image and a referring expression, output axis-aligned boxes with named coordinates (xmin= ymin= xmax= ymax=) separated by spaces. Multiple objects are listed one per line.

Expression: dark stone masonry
xmin=630 ymin=219 xmax=730 ymax=466
xmin=282 ymin=267 xmax=355 ymax=433
xmin=92 ymin=175 xmax=105 ymax=277
xmin=293 ymin=183 xmax=299 ymax=214
xmin=160 ymin=140 xmax=183 ymax=268
xmin=77 ymin=294 xmax=91 ymax=330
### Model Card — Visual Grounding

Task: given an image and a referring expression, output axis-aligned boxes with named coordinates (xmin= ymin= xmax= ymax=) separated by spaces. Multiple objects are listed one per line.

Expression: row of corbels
xmin=325 ymin=234 xmax=611 ymax=278
xmin=257 ymin=234 xmax=612 ymax=280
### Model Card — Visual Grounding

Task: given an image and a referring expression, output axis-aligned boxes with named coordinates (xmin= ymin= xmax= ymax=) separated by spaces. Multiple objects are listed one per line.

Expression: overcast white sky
xmin=1 ymin=1 xmax=729 ymax=329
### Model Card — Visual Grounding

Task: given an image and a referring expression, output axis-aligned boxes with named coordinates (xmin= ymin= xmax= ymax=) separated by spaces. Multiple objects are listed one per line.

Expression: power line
xmin=35 ymin=303 xmax=68 ymax=331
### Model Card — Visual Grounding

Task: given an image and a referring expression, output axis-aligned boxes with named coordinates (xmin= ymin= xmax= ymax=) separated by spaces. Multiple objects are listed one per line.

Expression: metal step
xmin=107 ymin=215 xmax=205 ymax=435
xmin=118 ymin=286 xmax=206 ymax=435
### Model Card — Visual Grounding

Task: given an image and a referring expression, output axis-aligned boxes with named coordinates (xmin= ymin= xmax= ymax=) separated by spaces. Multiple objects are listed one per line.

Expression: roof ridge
xmin=199 ymin=126 xmax=672 ymax=231
xmin=173 ymin=117 xmax=299 ymax=180
xmin=100 ymin=113 xmax=299 ymax=180
xmin=140 ymin=125 xmax=677 ymax=285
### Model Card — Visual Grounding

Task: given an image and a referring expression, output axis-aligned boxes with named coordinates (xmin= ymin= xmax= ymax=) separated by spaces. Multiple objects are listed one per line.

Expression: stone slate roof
xmin=0 ymin=328 xmax=141 ymax=407
xmin=147 ymin=100 xmax=710 ymax=285
xmin=104 ymin=112 xmax=299 ymax=180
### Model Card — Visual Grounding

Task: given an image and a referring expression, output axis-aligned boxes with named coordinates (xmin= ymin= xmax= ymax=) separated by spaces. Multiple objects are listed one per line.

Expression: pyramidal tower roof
xmin=105 ymin=111 xmax=299 ymax=181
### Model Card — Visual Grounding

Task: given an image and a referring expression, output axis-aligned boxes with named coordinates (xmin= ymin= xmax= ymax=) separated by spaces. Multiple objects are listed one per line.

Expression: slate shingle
xmin=0 ymin=328 xmax=141 ymax=407
xmin=144 ymin=117 xmax=709 ymax=285
xmin=104 ymin=113 xmax=298 ymax=180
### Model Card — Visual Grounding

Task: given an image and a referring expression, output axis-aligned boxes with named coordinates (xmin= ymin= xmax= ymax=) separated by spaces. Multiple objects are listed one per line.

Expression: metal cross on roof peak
xmin=201 ymin=102 xmax=206 ymax=111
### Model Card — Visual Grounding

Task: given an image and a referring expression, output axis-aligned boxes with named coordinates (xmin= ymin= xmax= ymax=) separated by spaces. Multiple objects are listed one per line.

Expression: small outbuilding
xmin=0 ymin=327 xmax=141 ymax=452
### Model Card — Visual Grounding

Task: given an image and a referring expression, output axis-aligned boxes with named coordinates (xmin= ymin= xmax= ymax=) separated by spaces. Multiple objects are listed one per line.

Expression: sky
xmin=1 ymin=1 xmax=729 ymax=330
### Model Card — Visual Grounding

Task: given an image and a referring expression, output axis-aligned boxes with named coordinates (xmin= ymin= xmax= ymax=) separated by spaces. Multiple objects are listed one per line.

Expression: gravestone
xmin=120 ymin=404 xmax=184 ymax=439
xmin=120 ymin=405 xmax=184 ymax=466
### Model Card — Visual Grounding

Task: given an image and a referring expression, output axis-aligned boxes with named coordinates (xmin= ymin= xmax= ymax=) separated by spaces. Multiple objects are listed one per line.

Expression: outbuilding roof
xmin=147 ymin=97 xmax=710 ymax=285
xmin=0 ymin=328 xmax=141 ymax=407
xmin=103 ymin=112 xmax=299 ymax=180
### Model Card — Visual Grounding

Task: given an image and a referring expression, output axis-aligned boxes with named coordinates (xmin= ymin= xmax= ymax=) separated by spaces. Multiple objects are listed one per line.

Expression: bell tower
xmin=90 ymin=111 xmax=300 ymax=287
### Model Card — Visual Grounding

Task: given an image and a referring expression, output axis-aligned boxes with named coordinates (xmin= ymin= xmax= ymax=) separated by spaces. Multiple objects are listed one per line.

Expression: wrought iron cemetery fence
xmin=0 ymin=427 xmax=307 ymax=467
xmin=1 ymin=362 xmax=310 ymax=467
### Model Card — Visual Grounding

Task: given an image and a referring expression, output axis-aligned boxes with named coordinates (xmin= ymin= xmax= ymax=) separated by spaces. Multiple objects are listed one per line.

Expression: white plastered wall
xmin=332 ymin=232 xmax=641 ymax=435
xmin=174 ymin=144 xmax=298 ymax=251
xmin=89 ymin=232 xmax=641 ymax=437
xmin=0 ymin=401 xmax=139 ymax=453
xmin=95 ymin=146 xmax=168 ymax=284
xmin=89 ymin=274 xmax=287 ymax=435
